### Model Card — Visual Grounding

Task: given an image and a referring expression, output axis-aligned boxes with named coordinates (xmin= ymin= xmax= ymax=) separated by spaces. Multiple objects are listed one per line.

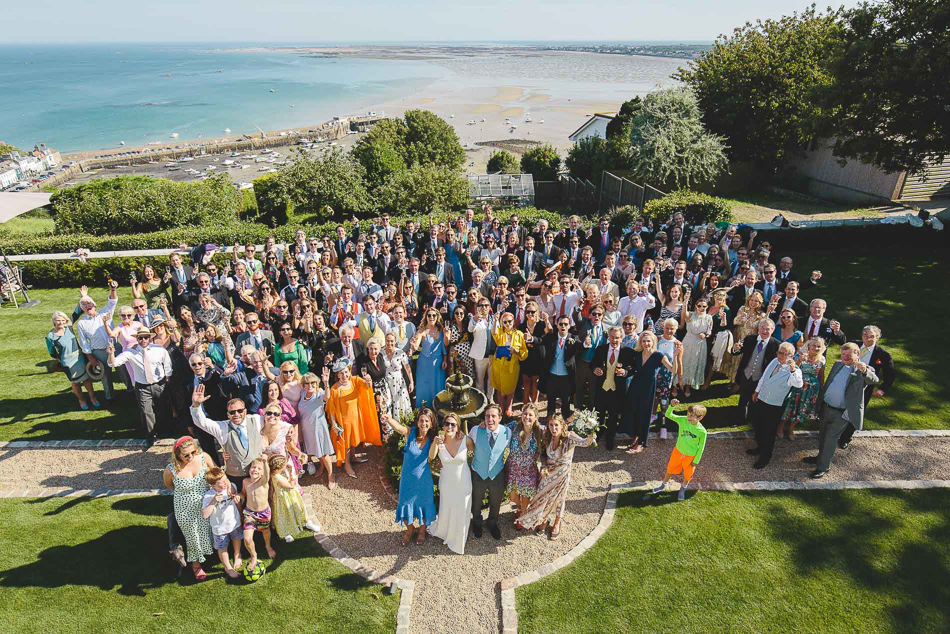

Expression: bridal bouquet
xmin=569 ymin=409 xmax=601 ymax=445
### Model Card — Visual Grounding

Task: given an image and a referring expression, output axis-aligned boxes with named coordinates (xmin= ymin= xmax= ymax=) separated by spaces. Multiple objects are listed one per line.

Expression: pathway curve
xmin=2 ymin=434 xmax=949 ymax=633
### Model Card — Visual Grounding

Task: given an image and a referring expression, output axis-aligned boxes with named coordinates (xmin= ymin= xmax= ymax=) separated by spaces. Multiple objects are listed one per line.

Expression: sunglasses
xmin=592 ymin=312 xmax=604 ymax=317
xmin=190 ymin=362 xmax=203 ymax=368
xmin=443 ymin=422 xmax=457 ymax=428
xmin=525 ymin=309 xmax=537 ymax=314
xmin=227 ymin=408 xmax=245 ymax=415
xmin=264 ymin=411 xmax=281 ymax=418
xmin=136 ymin=335 xmax=152 ymax=340
xmin=303 ymin=381 xmax=318 ymax=386
xmin=281 ymin=369 xmax=295 ymax=374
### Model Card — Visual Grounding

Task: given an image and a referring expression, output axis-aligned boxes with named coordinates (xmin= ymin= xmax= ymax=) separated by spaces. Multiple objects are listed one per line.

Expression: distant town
xmin=0 ymin=144 xmax=63 ymax=192
xmin=542 ymin=43 xmax=710 ymax=60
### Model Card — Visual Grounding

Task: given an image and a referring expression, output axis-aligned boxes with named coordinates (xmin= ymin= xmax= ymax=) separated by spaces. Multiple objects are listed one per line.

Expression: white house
xmin=32 ymin=144 xmax=61 ymax=170
xmin=568 ymin=113 xmax=616 ymax=144
xmin=0 ymin=161 xmax=19 ymax=189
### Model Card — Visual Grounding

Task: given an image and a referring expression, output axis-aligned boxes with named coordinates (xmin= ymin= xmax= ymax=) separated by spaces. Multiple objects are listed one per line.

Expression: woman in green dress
xmin=274 ymin=319 xmax=308 ymax=374
xmin=131 ymin=264 xmax=169 ymax=309
xmin=45 ymin=311 xmax=99 ymax=410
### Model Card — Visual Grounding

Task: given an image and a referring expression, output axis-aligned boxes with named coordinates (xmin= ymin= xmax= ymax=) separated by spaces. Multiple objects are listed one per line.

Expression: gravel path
xmin=2 ymin=435 xmax=948 ymax=633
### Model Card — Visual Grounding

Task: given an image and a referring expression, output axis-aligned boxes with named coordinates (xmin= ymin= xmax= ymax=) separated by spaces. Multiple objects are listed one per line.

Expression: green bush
xmin=50 ymin=175 xmax=242 ymax=235
xmin=487 ymin=150 xmax=520 ymax=175
xmin=641 ymin=189 xmax=733 ymax=227
xmin=0 ymin=208 xmax=570 ymax=256
xmin=251 ymin=173 xmax=294 ymax=226
xmin=520 ymin=144 xmax=562 ymax=182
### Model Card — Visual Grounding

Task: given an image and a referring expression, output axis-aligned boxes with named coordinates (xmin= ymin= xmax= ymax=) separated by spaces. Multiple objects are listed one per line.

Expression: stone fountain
xmin=432 ymin=371 xmax=487 ymax=432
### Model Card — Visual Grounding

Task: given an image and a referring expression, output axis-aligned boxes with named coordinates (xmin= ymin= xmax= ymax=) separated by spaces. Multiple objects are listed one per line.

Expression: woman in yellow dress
xmin=490 ymin=311 xmax=529 ymax=417
xmin=325 ymin=358 xmax=381 ymax=479
xmin=721 ymin=291 xmax=766 ymax=389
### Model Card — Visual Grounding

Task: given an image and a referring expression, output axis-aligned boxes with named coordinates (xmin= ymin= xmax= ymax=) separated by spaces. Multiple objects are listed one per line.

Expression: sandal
xmin=191 ymin=562 xmax=207 ymax=581
xmin=79 ymin=403 xmax=89 ymax=411
xmin=549 ymin=530 xmax=561 ymax=541
xmin=402 ymin=527 xmax=416 ymax=546
xmin=415 ymin=529 xmax=426 ymax=545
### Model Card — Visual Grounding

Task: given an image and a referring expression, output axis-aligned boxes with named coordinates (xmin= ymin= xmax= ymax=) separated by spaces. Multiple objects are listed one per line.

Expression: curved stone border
xmin=3 ymin=428 xmax=949 ymax=449
xmin=497 ymin=477 xmax=950 ymax=632
xmin=0 ymin=487 xmax=414 ymax=634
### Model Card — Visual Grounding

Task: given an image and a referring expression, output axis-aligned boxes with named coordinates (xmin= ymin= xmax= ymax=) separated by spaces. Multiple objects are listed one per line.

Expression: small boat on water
xmin=224 ymin=128 xmax=231 ymax=133
xmin=170 ymin=132 xmax=179 ymax=139
xmin=269 ymin=89 xmax=275 ymax=93
xmin=164 ymin=162 xmax=177 ymax=168
xmin=119 ymin=141 xmax=126 ymax=146
xmin=223 ymin=160 xmax=234 ymax=166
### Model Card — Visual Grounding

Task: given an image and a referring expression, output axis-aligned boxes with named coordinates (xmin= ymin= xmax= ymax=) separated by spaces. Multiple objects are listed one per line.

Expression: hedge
xmin=641 ymin=189 xmax=734 ymax=227
xmin=0 ymin=207 xmax=566 ymax=256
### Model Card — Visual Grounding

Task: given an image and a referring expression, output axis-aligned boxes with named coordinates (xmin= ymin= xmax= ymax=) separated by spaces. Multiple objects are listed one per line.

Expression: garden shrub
xmin=641 ymin=189 xmax=734 ymax=227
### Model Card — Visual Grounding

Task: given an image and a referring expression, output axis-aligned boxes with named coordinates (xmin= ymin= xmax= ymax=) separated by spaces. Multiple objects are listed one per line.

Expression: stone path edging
xmin=497 ymin=478 xmax=950 ymax=632
xmin=0 ymin=487 xmax=414 ymax=634
xmin=3 ymin=428 xmax=949 ymax=450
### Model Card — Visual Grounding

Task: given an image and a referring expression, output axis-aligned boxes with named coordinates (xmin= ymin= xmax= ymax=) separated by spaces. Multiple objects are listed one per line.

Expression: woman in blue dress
xmin=772 ymin=308 xmax=804 ymax=352
xmin=410 ymin=307 xmax=447 ymax=409
xmin=382 ymin=408 xmax=438 ymax=545
xmin=46 ymin=311 xmax=99 ymax=410
xmin=622 ymin=330 xmax=675 ymax=454
xmin=443 ymin=229 xmax=464 ymax=287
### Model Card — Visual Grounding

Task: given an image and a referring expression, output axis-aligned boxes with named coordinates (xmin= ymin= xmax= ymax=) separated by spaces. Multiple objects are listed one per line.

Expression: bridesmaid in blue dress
xmin=383 ymin=409 xmax=438 ymax=545
xmin=622 ymin=331 xmax=675 ymax=453
xmin=411 ymin=308 xmax=447 ymax=409
xmin=443 ymin=230 xmax=464 ymax=285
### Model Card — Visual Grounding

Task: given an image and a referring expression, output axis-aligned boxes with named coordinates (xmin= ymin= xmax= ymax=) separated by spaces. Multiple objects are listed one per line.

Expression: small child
xmin=645 ymin=399 xmax=707 ymax=502
xmin=241 ymin=456 xmax=276 ymax=572
xmin=201 ymin=466 xmax=244 ymax=578
xmin=268 ymin=454 xmax=321 ymax=543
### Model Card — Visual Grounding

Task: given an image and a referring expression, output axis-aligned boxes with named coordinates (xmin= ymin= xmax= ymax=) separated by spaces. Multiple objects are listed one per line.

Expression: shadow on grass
xmin=762 ymin=490 xmax=950 ymax=632
xmin=0 ymin=391 xmax=140 ymax=441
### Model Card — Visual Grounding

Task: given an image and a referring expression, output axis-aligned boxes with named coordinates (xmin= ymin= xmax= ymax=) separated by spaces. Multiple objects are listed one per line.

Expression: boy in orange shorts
xmin=644 ymin=399 xmax=707 ymax=502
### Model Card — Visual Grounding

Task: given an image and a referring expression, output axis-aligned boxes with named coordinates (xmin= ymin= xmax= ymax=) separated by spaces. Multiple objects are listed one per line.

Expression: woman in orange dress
xmin=325 ymin=358 xmax=381 ymax=479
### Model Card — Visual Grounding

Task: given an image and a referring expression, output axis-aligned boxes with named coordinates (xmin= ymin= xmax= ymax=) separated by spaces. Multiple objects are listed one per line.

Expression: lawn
xmin=516 ymin=489 xmax=950 ymax=634
xmin=0 ymin=208 xmax=55 ymax=235
xmin=0 ymin=495 xmax=399 ymax=633
xmin=0 ymin=247 xmax=946 ymax=442
xmin=723 ymin=191 xmax=891 ymax=223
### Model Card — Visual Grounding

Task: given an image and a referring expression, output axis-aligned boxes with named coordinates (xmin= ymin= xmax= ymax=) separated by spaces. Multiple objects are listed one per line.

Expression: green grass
xmin=0 ymin=247 xmax=946 ymax=441
xmin=722 ymin=192 xmax=885 ymax=223
xmin=516 ymin=489 xmax=950 ymax=634
xmin=0 ymin=208 xmax=55 ymax=235
xmin=0 ymin=496 xmax=398 ymax=633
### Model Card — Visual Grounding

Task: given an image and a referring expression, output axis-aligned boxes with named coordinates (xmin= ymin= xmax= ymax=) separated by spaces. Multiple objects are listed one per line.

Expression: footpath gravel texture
xmin=2 ymin=435 xmax=948 ymax=633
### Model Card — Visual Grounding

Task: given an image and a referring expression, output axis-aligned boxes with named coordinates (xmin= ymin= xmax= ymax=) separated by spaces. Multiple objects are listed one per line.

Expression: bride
xmin=428 ymin=412 xmax=474 ymax=554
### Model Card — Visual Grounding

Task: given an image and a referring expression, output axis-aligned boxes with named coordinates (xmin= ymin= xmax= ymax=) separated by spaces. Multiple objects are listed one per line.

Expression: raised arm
xmin=382 ymin=411 xmax=410 ymax=437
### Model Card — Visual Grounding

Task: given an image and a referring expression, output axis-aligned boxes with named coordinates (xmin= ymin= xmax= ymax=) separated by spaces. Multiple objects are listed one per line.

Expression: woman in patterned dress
xmin=678 ymin=296 xmax=713 ymax=397
xmin=516 ymin=416 xmax=593 ymax=540
xmin=162 ymin=437 xmax=215 ymax=580
xmin=780 ymin=337 xmax=827 ymax=439
xmin=506 ymin=407 xmax=544 ymax=519
xmin=356 ymin=339 xmax=392 ymax=426
xmin=722 ymin=291 xmax=765 ymax=388
xmin=652 ymin=276 xmax=685 ymax=336
xmin=446 ymin=304 xmax=474 ymax=377
xmin=381 ymin=332 xmax=414 ymax=420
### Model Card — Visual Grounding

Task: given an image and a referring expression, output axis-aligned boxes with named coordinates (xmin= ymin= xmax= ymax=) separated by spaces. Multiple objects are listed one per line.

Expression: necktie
xmin=368 ymin=315 xmax=376 ymax=332
xmin=437 ymin=263 xmax=443 ymax=280
xmin=770 ymin=362 xmax=781 ymax=377
xmin=609 ymin=348 xmax=616 ymax=365
xmin=756 ymin=341 xmax=764 ymax=354
xmin=595 ymin=326 xmax=602 ymax=342
xmin=860 ymin=346 xmax=869 ymax=357
xmin=233 ymin=423 xmax=248 ymax=452
xmin=143 ymin=347 xmax=157 ymax=383
xmin=559 ymin=295 xmax=567 ymax=317
xmin=809 ymin=320 xmax=818 ymax=337
xmin=558 ymin=337 xmax=564 ymax=350
xmin=489 ymin=431 xmax=496 ymax=449
xmin=254 ymin=334 xmax=261 ymax=349
xmin=399 ymin=324 xmax=405 ymax=339
xmin=517 ymin=308 xmax=523 ymax=324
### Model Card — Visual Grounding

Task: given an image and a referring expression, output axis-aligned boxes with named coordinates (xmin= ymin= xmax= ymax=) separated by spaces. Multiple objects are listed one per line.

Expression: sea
xmin=0 ymin=44 xmax=450 ymax=154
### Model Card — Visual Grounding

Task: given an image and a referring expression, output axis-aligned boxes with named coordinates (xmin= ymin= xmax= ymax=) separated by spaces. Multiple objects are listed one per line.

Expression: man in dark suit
xmin=575 ymin=308 xmax=608 ymax=410
xmin=422 ymin=247 xmax=456 ymax=286
xmin=556 ymin=215 xmax=587 ymax=248
xmin=804 ymin=342 xmax=879 ymax=478
xmin=591 ymin=326 xmax=635 ymax=450
xmin=587 ymin=216 xmax=613 ymax=265
xmin=538 ymin=231 xmax=562 ymax=267
xmin=234 ymin=312 xmax=275 ymax=359
xmin=837 ymin=325 xmax=895 ymax=449
xmin=727 ymin=270 xmax=759 ymax=314
xmin=188 ymin=272 xmax=230 ymax=312
xmin=166 ymin=252 xmax=194 ymax=311
xmin=733 ymin=319 xmax=780 ymax=422
xmin=419 ymin=225 xmax=444 ymax=263
xmin=186 ymin=353 xmax=228 ymax=456
xmin=768 ymin=280 xmax=809 ymax=322
xmin=221 ymin=350 xmax=272 ymax=413
xmin=518 ymin=236 xmax=544 ymax=280
xmin=373 ymin=241 xmax=399 ymax=284
xmin=505 ymin=214 xmax=530 ymax=245
xmin=539 ymin=315 xmax=578 ymax=420
xmin=802 ymin=299 xmax=846 ymax=346
xmin=326 ymin=324 xmax=366 ymax=371
xmin=333 ymin=222 xmax=361 ymax=262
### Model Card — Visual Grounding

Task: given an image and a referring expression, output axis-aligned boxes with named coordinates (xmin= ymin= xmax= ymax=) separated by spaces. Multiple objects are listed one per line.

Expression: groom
xmin=468 ymin=404 xmax=510 ymax=540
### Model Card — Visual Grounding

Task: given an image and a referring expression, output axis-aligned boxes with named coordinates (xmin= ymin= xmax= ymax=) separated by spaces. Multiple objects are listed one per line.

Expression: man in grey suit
xmin=234 ymin=312 xmax=275 ymax=358
xmin=804 ymin=342 xmax=878 ymax=479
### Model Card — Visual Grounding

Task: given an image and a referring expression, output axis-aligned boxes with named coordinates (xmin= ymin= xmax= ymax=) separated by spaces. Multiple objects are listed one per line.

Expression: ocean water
xmin=0 ymin=45 xmax=449 ymax=153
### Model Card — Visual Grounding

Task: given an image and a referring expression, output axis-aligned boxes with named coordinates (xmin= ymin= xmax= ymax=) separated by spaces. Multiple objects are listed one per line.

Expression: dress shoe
xmin=752 ymin=461 xmax=769 ymax=469
xmin=745 ymin=448 xmax=760 ymax=456
xmin=489 ymin=524 xmax=501 ymax=540
xmin=810 ymin=469 xmax=828 ymax=479
xmin=471 ymin=523 xmax=483 ymax=539
xmin=837 ymin=440 xmax=851 ymax=450
xmin=144 ymin=434 xmax=156 ymax=450
xmin=802 ymin=456 xmax=818 ymax=465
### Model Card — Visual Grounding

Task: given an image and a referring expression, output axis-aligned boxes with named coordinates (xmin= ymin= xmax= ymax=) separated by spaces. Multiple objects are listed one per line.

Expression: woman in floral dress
xmin=516 ymin=416 xmax=593 ymax=540
xmin=780 ymin=337 xmax=827 ymax=439
xmin=722 ymin=291 xmax=765 ymax=387
xmin=446 ymin=305 xmax=474 ymax=376
xmin=381 ymin=332 xmax=414 ymax=420
xmin=506 ymin=407 xmax=543 ymax=520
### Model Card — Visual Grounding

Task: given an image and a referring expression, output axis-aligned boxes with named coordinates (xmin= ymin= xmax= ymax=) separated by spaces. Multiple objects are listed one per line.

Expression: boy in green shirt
xmin=644 ymin=399 xmax=707 ymax=501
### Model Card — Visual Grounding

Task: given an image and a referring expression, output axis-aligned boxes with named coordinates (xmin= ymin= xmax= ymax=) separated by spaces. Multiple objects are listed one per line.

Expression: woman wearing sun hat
xmin=325 ymin=357 xmax=381 ymax=479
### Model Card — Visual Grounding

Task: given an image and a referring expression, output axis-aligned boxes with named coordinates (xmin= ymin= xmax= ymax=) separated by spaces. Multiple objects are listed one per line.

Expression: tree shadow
xmin=762 ymin=489 xmax=950 ymax=632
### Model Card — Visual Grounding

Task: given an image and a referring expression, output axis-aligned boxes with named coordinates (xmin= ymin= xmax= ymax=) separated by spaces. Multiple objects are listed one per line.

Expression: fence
xmin=599 ymin=171 xmax=666 ymax=211
xmin=560 ymin=175 xmax=599 ymax=213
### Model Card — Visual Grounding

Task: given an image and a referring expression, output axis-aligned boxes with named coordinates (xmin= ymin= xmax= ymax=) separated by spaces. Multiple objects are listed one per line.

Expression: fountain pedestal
xmin=432 ymin=371 xmax=488 ymax=432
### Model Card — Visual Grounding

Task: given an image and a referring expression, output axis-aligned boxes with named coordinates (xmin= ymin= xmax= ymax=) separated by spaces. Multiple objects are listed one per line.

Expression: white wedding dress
xmin=429 ymin=440 xmax=473 ymax=554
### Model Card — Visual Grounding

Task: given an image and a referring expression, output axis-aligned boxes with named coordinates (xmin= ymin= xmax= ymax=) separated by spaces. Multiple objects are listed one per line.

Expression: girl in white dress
xmin=679 ymin=297 xmax=713 ymax=396
xmin=428 ymin=413 xmax=474 ymax=555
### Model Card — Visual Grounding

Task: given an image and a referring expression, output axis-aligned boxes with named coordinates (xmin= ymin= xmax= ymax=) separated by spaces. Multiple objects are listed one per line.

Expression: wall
xmin=781 ymin=139 xmax=902 ymax=205
xmin=569 ymin=117 xmax=610 ymax=143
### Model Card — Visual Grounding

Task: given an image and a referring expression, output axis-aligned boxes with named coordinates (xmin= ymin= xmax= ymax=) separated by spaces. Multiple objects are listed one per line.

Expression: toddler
xmin=240 ymin=457 xmax=276 ymax=572
xmin=268 ymin=454 xmax=321 ymax=542
xmin=201 ymin=466 xmax=244 ymax=578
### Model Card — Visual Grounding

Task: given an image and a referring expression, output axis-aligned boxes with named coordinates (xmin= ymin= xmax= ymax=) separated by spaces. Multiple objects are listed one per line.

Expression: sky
xmin=5 ymin=0 xmax=863 ymax=44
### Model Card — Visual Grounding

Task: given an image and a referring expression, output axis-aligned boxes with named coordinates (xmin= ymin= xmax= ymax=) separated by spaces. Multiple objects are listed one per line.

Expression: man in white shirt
xmin=76 ymin=283 xmax=119 ymax=402
xmin=747 ymin=342 xmax=803 ymax=468
xmin=107 ymin=327 xmax=172 ymax=447
xmin=595 ymin=267 xmax=620 ymax=303
xmin=389 ymin=304 xmax=416 ymax=353
xmin=618 ymin=280 xmax=656 ymax=334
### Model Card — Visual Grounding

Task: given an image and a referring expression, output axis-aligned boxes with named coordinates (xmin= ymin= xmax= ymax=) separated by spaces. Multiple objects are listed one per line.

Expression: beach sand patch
xmin=499 ymin=107 xmax=525 ymax=118
xmin=524 ymin=94 xmax=551 ymax=103
xmin=471 ymin=104 xmax=505 ymax=115
xmin=489 ymin=86 xmax=525 ymax=103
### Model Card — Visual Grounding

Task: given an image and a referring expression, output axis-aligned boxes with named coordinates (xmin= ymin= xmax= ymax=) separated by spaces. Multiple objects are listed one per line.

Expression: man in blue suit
xmin=468 ymin=404 xmax=510 ymax=540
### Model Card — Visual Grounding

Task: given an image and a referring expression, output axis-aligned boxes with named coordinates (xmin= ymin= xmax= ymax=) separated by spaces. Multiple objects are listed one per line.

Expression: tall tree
xmin=282 ymin=149 xmax=373 ymax=218
xmin=605 ymin=97 xmax=642 ymax=139
xmin=351 ymin=118 xmax=408 ymax=190
xmin=402 ymin=109 xmax=466 ymax=170
xmin=375 ymin=164 xmax=469 ymax=215
xmin=825 ymin=0 xmax=950 ymax=174
xmin=565 ymin=135 xmax=633 ymax=182
xmin=628 ymin=87 xmax=728 ymax=188
xmin=675 ymin=5 xmax=844 ymax=171
xmin=520 ymin=144 xmax=562 ymax=181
